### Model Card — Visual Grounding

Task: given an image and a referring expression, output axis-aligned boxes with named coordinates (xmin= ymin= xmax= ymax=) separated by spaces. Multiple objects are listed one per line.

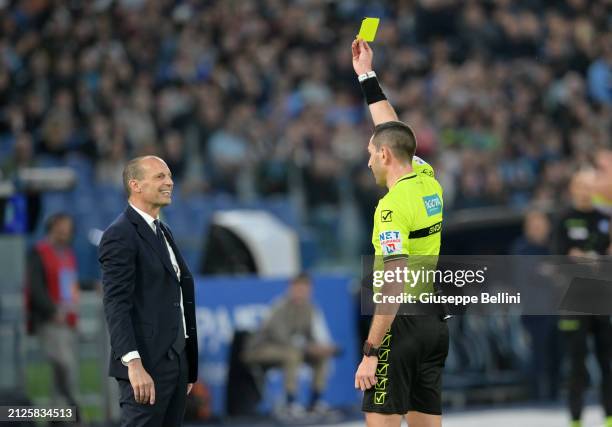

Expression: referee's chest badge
xmin=423 ymin=194 xmax=442 ymax=216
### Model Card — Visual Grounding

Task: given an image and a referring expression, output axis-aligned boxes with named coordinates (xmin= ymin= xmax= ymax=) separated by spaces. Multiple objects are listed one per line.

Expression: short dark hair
xmin=45 ymin=212 xmax=72 ymax=234
xmin=122 ymin=156 xmax=147 ymax=196
xmin=291 ymin=272 xmax=311 ymax=286
xmin=371 ymin=121 xmax=417 ymax=162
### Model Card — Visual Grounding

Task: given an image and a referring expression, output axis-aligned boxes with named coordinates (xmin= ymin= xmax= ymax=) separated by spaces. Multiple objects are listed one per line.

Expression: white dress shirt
xmin=121 ymin=204 xmax=188 ymax=366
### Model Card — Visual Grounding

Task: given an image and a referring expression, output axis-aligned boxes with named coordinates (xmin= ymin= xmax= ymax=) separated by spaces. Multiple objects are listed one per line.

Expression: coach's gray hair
xmin=122 ymin=156 xmax=147 ymax=197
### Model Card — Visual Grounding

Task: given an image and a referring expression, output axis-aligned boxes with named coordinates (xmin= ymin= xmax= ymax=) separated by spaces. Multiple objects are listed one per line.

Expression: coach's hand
xmin=352 ymin=38 xmax=374 ymax=76
xmin=355 ymin=355 xmax=378 ymax=391
xmin=127 ymin=359 xmax=155 ymax=405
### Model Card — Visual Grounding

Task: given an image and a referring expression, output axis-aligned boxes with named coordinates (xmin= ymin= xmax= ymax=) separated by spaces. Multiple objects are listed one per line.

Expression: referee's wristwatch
xmin=358 ymin=70 xmax=377 ymax=82
xmin=362 ymin=340 xmax=379 ymax=357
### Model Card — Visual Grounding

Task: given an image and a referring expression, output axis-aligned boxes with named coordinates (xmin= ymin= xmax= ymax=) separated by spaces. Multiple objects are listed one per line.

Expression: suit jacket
xmin=99 ymin=205 xmax=198 ymax=382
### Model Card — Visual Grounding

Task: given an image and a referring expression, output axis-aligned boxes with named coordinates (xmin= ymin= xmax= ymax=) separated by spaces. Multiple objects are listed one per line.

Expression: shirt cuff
xmin=121 ymin=351 xmax=141 ymax=366
xmin=382 ymin=254 xmax=409 ymax=263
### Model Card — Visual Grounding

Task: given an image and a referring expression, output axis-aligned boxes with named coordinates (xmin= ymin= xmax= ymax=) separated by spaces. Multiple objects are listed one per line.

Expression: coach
xmin=99 ymin=155 xmax=198 ymax=426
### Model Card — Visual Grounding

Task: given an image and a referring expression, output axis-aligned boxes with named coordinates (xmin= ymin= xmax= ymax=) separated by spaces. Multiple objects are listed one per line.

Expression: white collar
xmin=129 ymin=203 xmax=158 ymax=230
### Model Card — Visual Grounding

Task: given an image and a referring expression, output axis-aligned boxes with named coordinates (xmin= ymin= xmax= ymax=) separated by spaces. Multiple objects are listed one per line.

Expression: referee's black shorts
xmin=362 ymin=315 xmax=449 ymax=415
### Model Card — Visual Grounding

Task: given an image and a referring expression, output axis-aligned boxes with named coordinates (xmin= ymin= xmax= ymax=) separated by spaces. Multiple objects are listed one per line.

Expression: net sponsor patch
xmin=379 ymin=231 xmax=402 ymax=255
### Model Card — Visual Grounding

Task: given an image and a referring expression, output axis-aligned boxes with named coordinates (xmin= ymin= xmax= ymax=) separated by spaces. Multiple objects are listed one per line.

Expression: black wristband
xmin=360 ymin=76 xmax=387 ymax=105
xmin=363 ymin=340 xmax=379 ymax=357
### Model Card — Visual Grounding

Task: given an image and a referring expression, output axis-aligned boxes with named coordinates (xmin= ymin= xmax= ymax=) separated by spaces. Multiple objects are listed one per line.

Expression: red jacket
xmin=26 ymin=240 xmax=79 ymax=330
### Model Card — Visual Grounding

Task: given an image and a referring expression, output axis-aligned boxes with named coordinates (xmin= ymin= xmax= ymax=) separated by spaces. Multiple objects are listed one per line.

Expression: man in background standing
xmin=26 ymin=213 xmax=80 ymax=412
xmin=553 ymin=170 xmax=612 ymax=427
xmin=511 ymin=211 xmax=561 ymax=402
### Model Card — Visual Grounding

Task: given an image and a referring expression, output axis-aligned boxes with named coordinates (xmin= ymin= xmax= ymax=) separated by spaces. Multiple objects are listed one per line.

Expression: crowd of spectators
xmin=1 ymin=0 xmax=611 ymax=241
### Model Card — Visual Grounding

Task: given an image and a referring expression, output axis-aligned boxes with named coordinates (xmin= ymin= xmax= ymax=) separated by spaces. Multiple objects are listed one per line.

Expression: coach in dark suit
xmin=99 ymin=155 xmax=198 ymax=427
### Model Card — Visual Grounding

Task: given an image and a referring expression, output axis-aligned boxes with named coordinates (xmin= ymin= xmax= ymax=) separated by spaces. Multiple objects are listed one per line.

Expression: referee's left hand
xmin=355 ymin=355 xmax=378 ymax=391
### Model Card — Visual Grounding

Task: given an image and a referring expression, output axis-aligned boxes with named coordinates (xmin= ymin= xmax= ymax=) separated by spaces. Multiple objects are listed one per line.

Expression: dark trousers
xmin=522 ymin=315 xmax=561 ymax=400
xmin=562 ymin=315 xmax=612 ymax=421
xmin=117 ymin=349 xmax=189 ymax=427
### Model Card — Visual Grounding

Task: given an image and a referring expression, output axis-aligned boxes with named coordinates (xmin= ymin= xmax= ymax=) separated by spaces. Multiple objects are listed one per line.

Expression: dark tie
xmin=153 ymin=220 xmax=170 ymax=259
xmin=172 ymin=315 xmax=186 ymax=355
xmin=155 ymin=220 xmax=186 ymax=355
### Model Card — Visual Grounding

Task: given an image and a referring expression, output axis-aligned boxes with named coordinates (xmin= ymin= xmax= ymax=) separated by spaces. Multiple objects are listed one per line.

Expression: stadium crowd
xmin=1 ymin=0 xmax=611 ymax=227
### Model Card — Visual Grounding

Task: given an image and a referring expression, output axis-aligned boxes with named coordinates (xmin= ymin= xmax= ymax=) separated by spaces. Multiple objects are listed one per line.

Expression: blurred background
xmin=0 ymin=0 xmax=611 ymax=425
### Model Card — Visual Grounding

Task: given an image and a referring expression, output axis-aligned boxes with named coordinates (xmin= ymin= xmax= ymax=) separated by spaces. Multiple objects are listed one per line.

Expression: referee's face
xmin=367 ymin=138 xmax=386 ymax=186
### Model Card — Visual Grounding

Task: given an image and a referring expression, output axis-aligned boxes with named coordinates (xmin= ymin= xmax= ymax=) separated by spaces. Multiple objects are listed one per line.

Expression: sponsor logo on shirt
xmin=379 ymin=230 xmax=402 ymax=255
xmin=423 ymin=194 xmax=442 ymax=216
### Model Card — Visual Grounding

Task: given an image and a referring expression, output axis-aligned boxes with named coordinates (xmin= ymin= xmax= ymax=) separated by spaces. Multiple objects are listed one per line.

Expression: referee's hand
xmin=355 ymin=355 xmax=378 ymax=391
xmin=352 ymin=38 xmax=374 ymax=76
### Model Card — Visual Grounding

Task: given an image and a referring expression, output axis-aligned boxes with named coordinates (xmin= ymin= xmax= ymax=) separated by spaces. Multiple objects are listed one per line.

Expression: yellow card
xmin=358 ymin=17 xmax=380 ymax=42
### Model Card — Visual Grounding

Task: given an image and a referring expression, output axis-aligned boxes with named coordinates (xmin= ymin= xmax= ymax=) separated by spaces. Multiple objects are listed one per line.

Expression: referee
xmin=352 ymin=39 xmax=448 ymax=427
xmin=554 ymin=170 xmax=612 ymax=427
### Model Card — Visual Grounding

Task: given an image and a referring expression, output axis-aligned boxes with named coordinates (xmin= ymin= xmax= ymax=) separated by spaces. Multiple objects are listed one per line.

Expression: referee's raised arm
xmin=351 ymin=38 xmax=398 ymax=125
